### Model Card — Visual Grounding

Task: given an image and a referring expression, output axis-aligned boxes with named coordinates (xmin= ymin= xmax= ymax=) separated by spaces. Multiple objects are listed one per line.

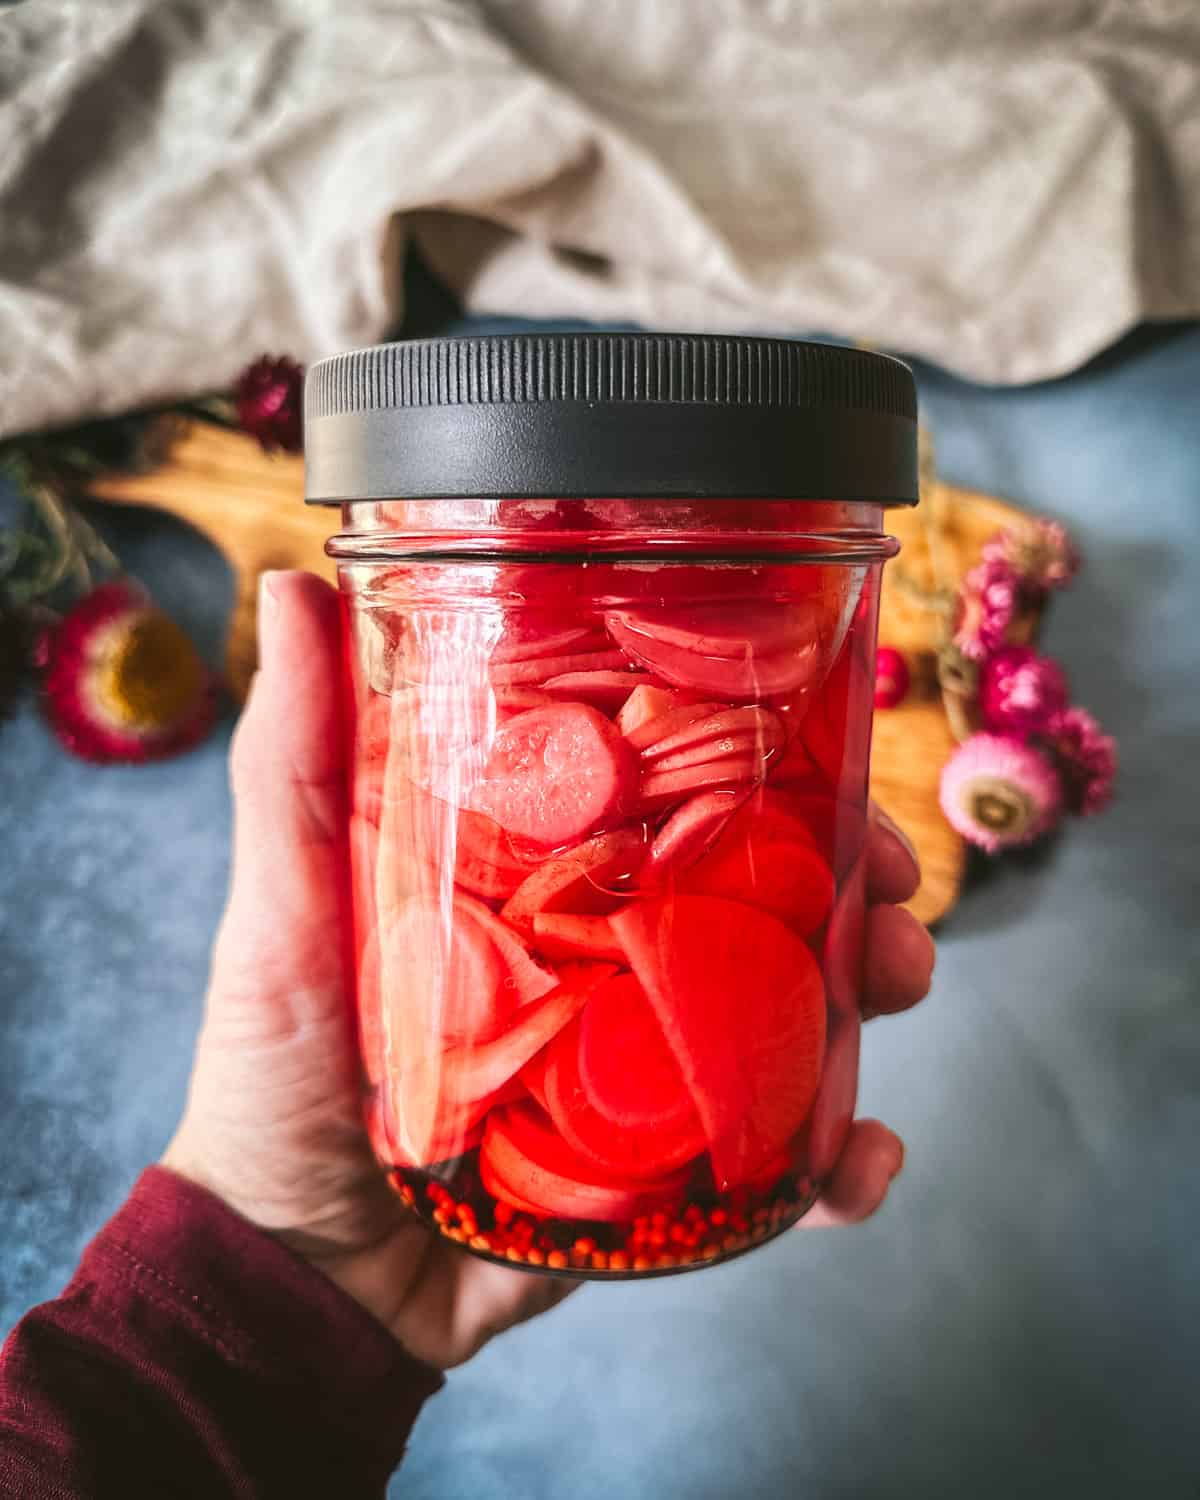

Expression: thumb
xmin=209 ymin=570 xmax=351 ymax=1011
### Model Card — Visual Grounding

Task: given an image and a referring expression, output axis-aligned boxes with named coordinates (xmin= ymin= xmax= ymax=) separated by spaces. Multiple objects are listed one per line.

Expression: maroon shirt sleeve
xmin=0 ymin=1167 xmax=443 ymax=1498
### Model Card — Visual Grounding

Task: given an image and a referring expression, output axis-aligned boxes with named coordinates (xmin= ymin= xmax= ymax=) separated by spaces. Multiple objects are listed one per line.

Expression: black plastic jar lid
xmin=304 ymin=333 xmax=918 ymax=505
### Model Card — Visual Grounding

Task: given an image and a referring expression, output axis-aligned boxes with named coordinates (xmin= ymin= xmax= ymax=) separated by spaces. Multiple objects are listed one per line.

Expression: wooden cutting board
xmin=88 ymin=421 xmax=1038 ymax=926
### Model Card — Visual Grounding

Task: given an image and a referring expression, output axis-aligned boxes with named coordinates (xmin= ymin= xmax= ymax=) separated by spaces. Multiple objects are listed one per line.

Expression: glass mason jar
xmin=306 ymin=334 xmax=917 ymax=1278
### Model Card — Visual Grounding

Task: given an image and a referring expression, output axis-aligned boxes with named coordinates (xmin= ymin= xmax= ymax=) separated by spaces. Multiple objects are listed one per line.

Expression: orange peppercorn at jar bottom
xmin=308 ymin=333 xmax=918 ymax=1279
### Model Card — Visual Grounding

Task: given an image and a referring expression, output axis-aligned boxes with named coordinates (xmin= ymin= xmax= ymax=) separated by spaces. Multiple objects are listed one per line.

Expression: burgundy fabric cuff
xmin=80 ymin=1167 xmax=443 ymax=1467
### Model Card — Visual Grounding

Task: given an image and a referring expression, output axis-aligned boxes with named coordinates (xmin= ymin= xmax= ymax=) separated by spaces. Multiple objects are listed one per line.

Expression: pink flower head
xmin=874 ymin=646 xmax=910 ymax=709
xmin=1047 ymin=706 xmax=1117 ymax=815
xmin=940 ymin=732 xmax=1063 ymax=852
xmin=982 ymin=521 xmax=1080 ymax=593
xmin=235 ymin=354 xmax=304 ymax=454
xmin=953 ymin=557 xmax=1021 ymax=661
xmin=39 ymin=581 xmax=216 ymax=763
xmin=978 ymin=645 xmax=1069 ymax=735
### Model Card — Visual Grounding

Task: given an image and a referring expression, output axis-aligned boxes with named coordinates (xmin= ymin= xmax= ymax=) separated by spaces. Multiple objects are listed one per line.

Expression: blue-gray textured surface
xmin=2 ymin=321 xmax=1198 ymax=1500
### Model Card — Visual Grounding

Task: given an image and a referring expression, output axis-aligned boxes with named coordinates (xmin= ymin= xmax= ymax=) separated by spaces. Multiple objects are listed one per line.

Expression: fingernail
xmin=876 ymin=808 xmax=918 ymax=866
xmin=257 ymin=570 xmax=283 ymax=664
xmin=888 ymin=1137 xmax=905 ymax=1179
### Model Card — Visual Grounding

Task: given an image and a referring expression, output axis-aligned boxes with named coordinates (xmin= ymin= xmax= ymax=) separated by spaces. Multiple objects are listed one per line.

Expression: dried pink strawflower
xmin=940 ymin=732 xmax=1063 ymax=852
xmin=1046 ymin=706 xmax=1117 ymax=815
xmin=953 ymin=557 xmax=1021 ymax=661
xmin=39 ymin=581 xmax=216 ymax=763
xmin=235 ymin=355 xmax=304 ymax=454
xmin=983 ymin=520 xmax=1080 ymax=593
xmin=978 ymin=646 xmax=1069 ymax=735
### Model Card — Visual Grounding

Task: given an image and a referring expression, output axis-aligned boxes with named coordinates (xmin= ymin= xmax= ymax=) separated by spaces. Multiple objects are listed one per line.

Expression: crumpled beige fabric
xmin=1 ymin=0 xmax=1198 ymax=439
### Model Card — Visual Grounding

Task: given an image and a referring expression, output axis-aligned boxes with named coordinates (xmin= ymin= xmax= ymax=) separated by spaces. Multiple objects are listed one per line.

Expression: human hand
xmin=162 ymin=571 xmax=934 ymax=1369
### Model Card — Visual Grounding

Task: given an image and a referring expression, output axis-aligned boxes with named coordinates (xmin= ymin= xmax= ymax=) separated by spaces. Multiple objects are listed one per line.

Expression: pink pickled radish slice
xmin=637 ymin=755 xmax=764 ymax=813
xmin=490 ymin=649 xmax=628 ymax=687
xmin=647 ymin=729 xmax=781 ymax=777
xmin=531 ymin=912 xmax=625 ymax=962
xmin=774 ymin=785 xmax=865 ymax=878
xmin=801 ymin=633 xmax=873 ymax=791
xmin=806 ymin=1013 xmax=860 ymax=1179
xmin=494 ymin=686 xmax=557 ymax=714
xmin=680 ymin=804 xmax=836 ymax=933
xmin=467 ymin=703 xmax=639 ymax=848
xmin=397 ymin=962 xmax=615 ymax=1113
xmin=642 ymin=706 xmax=785 ymax=765
xmin=491 ymin=620 xmax=605 ymax=664
xmin=642 ymin=788 xmax=753 ymax=882
xmin=616 ymin=684 xmax=695 ymax=738
xmin=480 ymin=1150 xmax=553 ymax=1218
xmin=617 ymin=601 xmax=826 ymax=660
xmin=612 ymin=894 xmax=826 ymax=1189
xmin=368 ymin=891 xmax=557 ymax=1050
xmin=368 ymin=1085 xmax=489 ymax=1170
xmin=502 ymin=826 xmax=647 ymax=930
xmin=823 ymin=856 xmax=868 ymax=1015
xmin=545 ymin=1016 xmax=704 ymax=1179
xmin=456 ymin=893 xmax=560 ymax=1009
xmin=452 ymin=805 xmax=545 ymax=900
xmin=520 ymin=1048 xmax=551 ymax=1113
xmin=624 ymin=700 xmax=726 ymax=753
xmin=578 ymin=973 xmax=699 ymax=1132
xmin=482 ymin=1102 xmax=689 ymax=1222
xmin=607 ymin=604 xmax=832 ymax=701
xmin=541 ymin=670 xmax=650 ymax=712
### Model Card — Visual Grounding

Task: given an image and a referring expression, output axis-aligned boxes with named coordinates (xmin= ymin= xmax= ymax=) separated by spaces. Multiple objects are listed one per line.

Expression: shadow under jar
xmin=306 ymin=333 xmax=918 ymax=1278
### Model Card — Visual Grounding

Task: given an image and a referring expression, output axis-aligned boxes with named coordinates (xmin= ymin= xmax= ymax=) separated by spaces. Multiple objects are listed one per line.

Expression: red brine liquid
xmin=345 ymin=545 xmax=878 ymax=1277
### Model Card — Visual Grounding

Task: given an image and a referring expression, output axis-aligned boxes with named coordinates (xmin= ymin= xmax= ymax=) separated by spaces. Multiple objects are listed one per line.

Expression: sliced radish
xmin=823 ymin=856 xmax=867 ymax=1015
xmin=682 ymin=832 xmax=835 ymax=936
xmin=624 ymin=700 xmax=726 ymax=754
xmin=482 ymin=1102 xmax=690 ymax=1222
xmin=467 ymin=703 xmax=638 ymax=848
xmin=541 ymin=670 xmax=650 ymax=712
xmin=490 ymin=649 xmax=628 ymax=687
xmin=801 ymin=633 xmax=873 ymax=793
xmin=531 ymin=912 xmax=625 ymax=962
xmin=648 ymin=731 xmax=779 ymax=777
xmin=612 ymin=894 xmax=826 ymax=1188
xmin=578 ymin=973 xmax=697 ymax=1130
xmin=369 ymin=1083 xmax=490 ymax=1170
xmin=768 ymin=730 xmax=820 ymax=785
xmin=501 ymin=826 xmax=647 ymax=930
xmin=494 ymin=686 xmax=557 ymax=714
xmin=806 ymin=1012 xmax=860 ymax=1179
xmin=520 ymin=1048 xmax=551 ymax=1113
xmin=616 ymin=684 xmax=695 ymax=738
xmin=642 ymin=787 xmax=753 ymax=883
xmin=396 ymin=962 xmax=615 ymax=1117
xmin=370 ymin=891 xmax=557 ymax=1051
xmin=480 ymin=1150 xmax=553 ymax=1218
xmin=642 ymin=706 xmax=785 ymax=766
xmin=608 ymin=607 xmax=828 ymax=701
xmin=637 ymin=755 xmax=765 ymax=813
xmin=491 ymin=620 xmax=605 ymax=664
xmin=455 ymin=893 xmax=561 ymax=1010
xmin=452 ymin=806 xmax=544 ymax=900
xmin=616 ymin=601 xmax=828 ymax=661
xmin=545 ymin=1015 xmax=705 ymax=1179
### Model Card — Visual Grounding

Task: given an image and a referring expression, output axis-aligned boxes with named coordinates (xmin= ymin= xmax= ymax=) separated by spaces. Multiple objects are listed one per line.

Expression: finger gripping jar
xmin=306 ymin=334 xmax=917 ymax=1279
